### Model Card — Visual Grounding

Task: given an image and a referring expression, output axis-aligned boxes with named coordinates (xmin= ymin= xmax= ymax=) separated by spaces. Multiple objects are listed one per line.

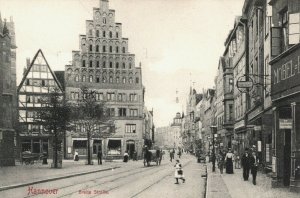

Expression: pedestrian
xmin=218 ymin=150 xmax=225 ymax=174
xmin=133 ymin=150 xmax=137 ymax=161
xmin=97 ymin=150 xmax=102 ymax=165
xmin=174 ymin=159 xmax=185 ymax=184
xmin=177 ymin=149 xmax=182 ymax=159
xmin=123 ymin=151 xmax=129 ymax=162
xmin=225 ymin=148 xmax=234 ymax=174
xmin=250 ymin=151 xmax=259 ymax=185
xmin=170 ymin=149 xmax=174 ymax=162
xmin=241 ymin=148 xmax=251 ymax=181
xmin=74 ymin=150 xmax=79 ymax=161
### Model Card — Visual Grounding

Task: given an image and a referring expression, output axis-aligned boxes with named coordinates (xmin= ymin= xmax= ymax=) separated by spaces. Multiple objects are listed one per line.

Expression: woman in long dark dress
xmin=225 ymin=148 xmax=234 ymax=174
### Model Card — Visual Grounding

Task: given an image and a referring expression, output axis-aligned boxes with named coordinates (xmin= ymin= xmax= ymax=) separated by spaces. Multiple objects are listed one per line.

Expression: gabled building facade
xmin=17 ymin=50 xmax=64 ymax=158
xmin=64 ymin=0 xmax=144 ymax=159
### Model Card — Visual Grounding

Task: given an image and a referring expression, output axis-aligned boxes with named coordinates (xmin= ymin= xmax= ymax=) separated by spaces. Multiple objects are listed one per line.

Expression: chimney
xmin=26 ymin=58 xmax=30 ymax=68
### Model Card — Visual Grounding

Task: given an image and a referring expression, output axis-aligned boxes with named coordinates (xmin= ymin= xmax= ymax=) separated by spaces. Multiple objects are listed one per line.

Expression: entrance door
xmin=126 ymin=140 xmax=135 ymax=159
xmin=283 ymin=130 xmax=291 ymax=186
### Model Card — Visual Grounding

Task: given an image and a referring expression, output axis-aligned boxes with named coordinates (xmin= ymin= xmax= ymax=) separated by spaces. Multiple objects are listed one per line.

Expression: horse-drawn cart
xmin=143 ymin=149 xmax=162 ymax=167
xmin=21 ymin=151 xmax=42 ymax=165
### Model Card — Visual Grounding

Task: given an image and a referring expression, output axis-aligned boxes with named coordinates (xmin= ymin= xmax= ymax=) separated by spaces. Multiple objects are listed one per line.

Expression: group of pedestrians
xmin=217 ymin=147 xmax=259 ymax=185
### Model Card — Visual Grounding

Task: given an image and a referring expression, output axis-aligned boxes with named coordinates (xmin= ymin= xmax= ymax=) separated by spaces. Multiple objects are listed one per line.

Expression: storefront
xmin=270 ymin=43 xmax=300 ymax=191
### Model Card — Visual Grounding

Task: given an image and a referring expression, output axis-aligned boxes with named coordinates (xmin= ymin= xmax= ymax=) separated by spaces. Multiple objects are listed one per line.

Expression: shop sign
xmin=271 ymin=47 xmax=300 ymax=99
xmin=257 ymin=141 xmax=261 ymax=152
xmin=234 ymin=120 xmax=245 ymax=129
xmin=272 ymin=156 xmax=276 ymax=173
xmin=254 ymin=126 xmax=262 ymax=131
xmin=279 ymin=119 xmax=293 ymax=129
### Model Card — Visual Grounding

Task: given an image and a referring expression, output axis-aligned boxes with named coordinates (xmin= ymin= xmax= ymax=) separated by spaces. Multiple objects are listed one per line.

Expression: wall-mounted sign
xmin=237 ymin=75 xmax=253 ymax=93
xmin=279 ymin=119 xmax=293 ymax=129
xmin=254 ymin=126 xmax=262 ymax=131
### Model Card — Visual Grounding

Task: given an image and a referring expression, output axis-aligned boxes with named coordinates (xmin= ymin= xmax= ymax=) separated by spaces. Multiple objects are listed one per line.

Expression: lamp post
xmin=210 ymin=126 xmax=217 ymax=172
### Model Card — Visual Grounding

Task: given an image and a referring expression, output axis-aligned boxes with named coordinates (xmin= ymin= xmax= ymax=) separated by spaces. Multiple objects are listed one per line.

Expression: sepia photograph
xmin=0 ymin=0 xmax=300 ymax=197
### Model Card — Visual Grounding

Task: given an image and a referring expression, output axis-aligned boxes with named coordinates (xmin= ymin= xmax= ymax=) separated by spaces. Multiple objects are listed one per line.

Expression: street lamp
xmin=210 ymin=126 xmax=217 ymax=172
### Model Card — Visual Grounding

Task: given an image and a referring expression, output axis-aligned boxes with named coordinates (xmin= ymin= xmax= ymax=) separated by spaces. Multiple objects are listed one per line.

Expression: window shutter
xmin=288 ymin=13 xmax=300 ymax=45
xmin=271 ymin=27 xmax=282 ymax=57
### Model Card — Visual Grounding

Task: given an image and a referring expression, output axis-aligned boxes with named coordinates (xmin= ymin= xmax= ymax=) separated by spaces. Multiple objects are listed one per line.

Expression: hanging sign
xmin=279 ymin=119 xmax=293 ymax=129
xmin=237 ymin=75 xmax=254 ymax=93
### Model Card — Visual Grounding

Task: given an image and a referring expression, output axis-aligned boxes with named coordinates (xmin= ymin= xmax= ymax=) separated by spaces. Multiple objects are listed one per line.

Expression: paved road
xmin=0 ymin=155 xmax=206 ymax=198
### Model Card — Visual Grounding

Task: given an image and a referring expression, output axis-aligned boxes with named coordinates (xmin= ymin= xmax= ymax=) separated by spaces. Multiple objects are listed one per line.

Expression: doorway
xmin=126 ymin=140 xmax=135 ymax=159
xmin=283 ymin=129 xmax=291 ymax=186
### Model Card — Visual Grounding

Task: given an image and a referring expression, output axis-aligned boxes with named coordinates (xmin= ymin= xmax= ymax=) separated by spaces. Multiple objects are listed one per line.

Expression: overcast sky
xmin=0 ymin=0 xmax=244 ymax=127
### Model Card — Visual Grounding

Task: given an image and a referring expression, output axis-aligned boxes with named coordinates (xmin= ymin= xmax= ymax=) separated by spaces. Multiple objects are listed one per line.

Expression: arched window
xmin=75 ymin=75 xmax=79 ymax=82
xmin=116 ymin=46 xmax=119 ymax=53
xmin=82 ymin=60 xmax=86 ymax=67
xmin=122 ymin=63 xmax=126 ymax=69
xmin=109 ymin=76 xmax=113 ymax=83
xmin=116 ymin=32 xmax=119 ymax=38
xmin=103 ymin=61 xmax=106 ymax=68
xmin=129 ymin=62 xmax=132 ymax=69
xmin=116 ymin=62 xmax=119 ymax=69
xmin=102 ymin=77 xmax=106 ymax=83
xmin=82 ymin=75 xmax=86 ymax=82
xmin=116 ymin=77 xmax=120 ymax=83
xmin=103 ymin=46 xmax=106 ymax=52
xmin=103 ymin=31 xmax=106 ymax=37
xmin=96 ymin=61 xmax=100 ymax=68
xmin=96 ymin=45 xmax=99 ymax=52
xmin=89 ymin=45 xmax=92 ymax=52
xmin=89 ymin=61 xmax=93 ymax=67
xmin=96 ymin=30 xmax=99 ymax=37
xmin=122 ymin=47 xmax=125 ymax=53
xmin=122 ymin=77 xmax=126 ymax=84
xmin=89 ymin=75 xmax=93 ymax=82
xmin=129 ymin=77 xmax=133 ymax=84
xmin=109 ymin=46 xmax=112 ymax=53
xmin=109 ymin=62 xmax=113 ymax=68
xmin=96 ymin=76 xmax=100 ymax=83
xmin=103 ymin=18 xmax=106 ymax=24
xmin=109 ymin=31 xmax=112 ymax=38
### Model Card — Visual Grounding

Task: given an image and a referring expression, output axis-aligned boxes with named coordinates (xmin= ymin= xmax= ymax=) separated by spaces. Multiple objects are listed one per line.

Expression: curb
xmin=0 ymin=166 xmax=121 ymax=192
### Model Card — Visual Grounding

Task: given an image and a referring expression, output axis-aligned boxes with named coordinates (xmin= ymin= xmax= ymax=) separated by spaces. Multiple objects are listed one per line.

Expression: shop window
xmin=107 ymin=140 xmax=121 ymax=155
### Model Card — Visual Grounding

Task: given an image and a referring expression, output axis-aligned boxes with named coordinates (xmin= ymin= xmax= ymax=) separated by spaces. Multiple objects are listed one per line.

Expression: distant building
xmin=64 ymin=0 xmax=144 ymax=159
xmin=17 ymin=50 xmax=64 ymax=158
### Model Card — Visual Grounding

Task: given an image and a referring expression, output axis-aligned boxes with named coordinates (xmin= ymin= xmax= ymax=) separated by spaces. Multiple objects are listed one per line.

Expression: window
xmin=96 ymin=93 xmax=103 ymax=100
xmin=107 ymin=108 xmax=115 ymax=116
xmin=109 ymin=31 xmax=112 ymax=38
xmin=96 ymin=45 xmax=99 ymax=52
xmin=122 ymin=77 xmax=126 ymax=84
xmin=135 ymin=77 xmax=139 ymax=84
xmin=107 ymin=93 xmax=115 ymax=101
xmin=109 ymin=46 xmax=112 ymax=53
xmin=89 ymin=60 xmax=93 ymax=67
xmin=89 ymin=75 xmax=93 ymax=82
xmin=116 ymin=32 xmax=119 ymax=38
xmin=82 ymin=60 xmax=86 ymax=67
xmin=96 ymin=76 xmax=100 ymax=83
xmin=129 ymin=109 xmax=138 ymax=117
xmin=125 ymin=124 xmax=136 ymax=133
xmin=82 ymin=75 xmax=86 ymax=82
xmin=289 ymin=13 xmax=300 ymax=45
xmin=103 ymin=18 xmax=106 ymax=24
xmin=89 ymin=45 xmax=92 ymax=52
xmin=103 ymin=61 xmax=106 ymax=68
xmin=229 ymin=104 xmax=233 ymax=121
xmin=103 ymin=46 xmax=106 ymax=52
xmin=102 ymin=77 xmax=106 ymax=83
xmin=96 ymin=61 xmax=100 ymax=68
xmin=122 ymin=47 xmax=125 ymax=53
xmin=103 ymin=31 xmax=106 ymax=37
xmin=129 ymin=62 xmax=132 ymax=69
xmin=119 ymin=108 xmax=127 ymax=117
xmin=129 ymin=94 xmax=137 ymax=101
xmin=129 ymin=78 xmax=133 ymax=84
xmin=122 ymin=63 xmax=126 ymax=69
xmin=75 ymin=75 xmax=79 ymax=82
xmin=118 ymin=93 xmax=123 ymax=101
xmin=116 ymin=62 xmax=119 ymax=69
xmin=116 ymin=77 xmax=120 ymax=83
xmin=110 ymin=62 xmax=113 ymax=68
xmin=109 ymin=76 xmax=113 ymax=83
xmin=96 ymin=30 xmax=99 ymax=37
xmin=116 ymin=46 xmax=119 ymax=53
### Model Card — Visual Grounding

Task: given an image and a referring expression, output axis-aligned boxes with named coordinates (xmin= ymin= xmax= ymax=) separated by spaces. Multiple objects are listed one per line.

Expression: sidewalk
xmin=0 ymin=158 xmax=134 ymax=191
xmin=206 ymin=164 xmax=299 ymax=198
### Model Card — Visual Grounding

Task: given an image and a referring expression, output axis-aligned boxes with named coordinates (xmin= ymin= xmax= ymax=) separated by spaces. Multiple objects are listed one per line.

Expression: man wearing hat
xmin=241 ymin=148 xmax=251 ymax=181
